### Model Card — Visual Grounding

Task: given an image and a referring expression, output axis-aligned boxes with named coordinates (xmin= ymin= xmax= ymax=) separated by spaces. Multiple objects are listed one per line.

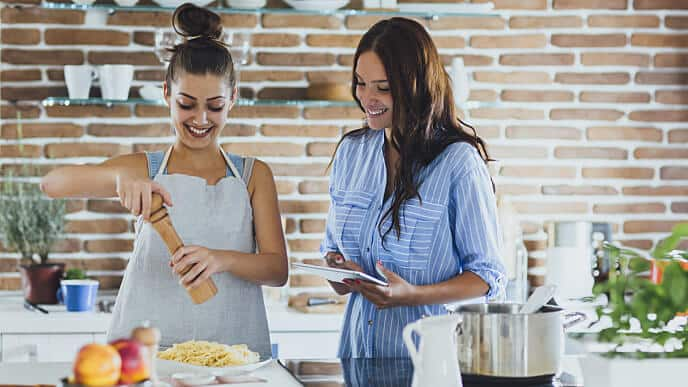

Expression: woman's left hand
xmin=170 ymin=245 xmax=224 ymax=289
xmin=344 ymin=261 xmax=417 ymax=309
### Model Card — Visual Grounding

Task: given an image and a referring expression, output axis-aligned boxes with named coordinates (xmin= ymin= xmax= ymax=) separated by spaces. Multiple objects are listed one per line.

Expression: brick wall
xmin=1 ymin=0 xmax=687 ymax=292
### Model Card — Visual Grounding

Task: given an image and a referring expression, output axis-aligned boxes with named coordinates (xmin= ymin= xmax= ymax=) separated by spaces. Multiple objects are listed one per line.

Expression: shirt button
xmin=368 ymin=319 xmax=373 ymax=326
xmin=366 ymin=247 xmax=370 ymax=252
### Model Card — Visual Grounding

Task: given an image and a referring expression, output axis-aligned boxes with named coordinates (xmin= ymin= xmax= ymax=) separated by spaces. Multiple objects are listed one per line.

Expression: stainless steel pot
xmin=449 ymin=303 xmax=585 ymax=378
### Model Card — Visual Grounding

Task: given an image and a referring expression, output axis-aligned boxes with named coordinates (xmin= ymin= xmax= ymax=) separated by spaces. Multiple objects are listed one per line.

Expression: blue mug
xmin=56 ymin=280 xmax=99 ymax=312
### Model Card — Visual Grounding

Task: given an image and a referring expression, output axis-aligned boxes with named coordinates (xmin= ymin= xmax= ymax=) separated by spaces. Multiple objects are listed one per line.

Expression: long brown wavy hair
xmin=331 ymin=17 xmax=493 ymax=244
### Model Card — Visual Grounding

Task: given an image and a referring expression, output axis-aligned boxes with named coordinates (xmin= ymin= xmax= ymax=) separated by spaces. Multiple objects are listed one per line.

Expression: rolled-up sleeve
xmin=320 ymin=197 xmax=339 ymax=255
xmin=450 ymin=164 xmax=506 ymax=299
xmin=320 ymin=148 xmax=341 ymax=256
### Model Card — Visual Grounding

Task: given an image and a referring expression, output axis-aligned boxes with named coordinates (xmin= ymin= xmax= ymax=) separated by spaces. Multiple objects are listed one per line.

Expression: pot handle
xmin=562 ymin=311 xmax=587 ymax=330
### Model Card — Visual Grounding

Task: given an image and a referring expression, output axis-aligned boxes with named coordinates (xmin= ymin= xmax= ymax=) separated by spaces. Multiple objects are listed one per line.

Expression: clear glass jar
xmin=506 ymin=230 xmax=528 ymax=304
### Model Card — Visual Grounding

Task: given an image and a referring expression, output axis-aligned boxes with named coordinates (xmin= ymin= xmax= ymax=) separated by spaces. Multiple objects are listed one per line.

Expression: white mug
xmin=99 ymin=65 xmax=134 ymax=100
xmin=64 ymin=65 xmax=97 ymax=99
xmin=450 ymin=57 xmax=470 ymax=105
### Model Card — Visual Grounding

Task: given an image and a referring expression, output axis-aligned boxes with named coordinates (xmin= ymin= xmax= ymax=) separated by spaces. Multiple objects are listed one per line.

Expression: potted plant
xmin=576 ymin=223 xmax=688 ymax=387
xmin=0 ymin=173 xmax=67 ymax=304
xmin=64 ymin=268 xmax=88 ymax=280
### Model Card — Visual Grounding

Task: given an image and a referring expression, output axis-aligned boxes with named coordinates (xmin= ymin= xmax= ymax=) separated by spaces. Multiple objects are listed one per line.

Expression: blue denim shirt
xmin=320 ymin=128 xmax=505 ymax=358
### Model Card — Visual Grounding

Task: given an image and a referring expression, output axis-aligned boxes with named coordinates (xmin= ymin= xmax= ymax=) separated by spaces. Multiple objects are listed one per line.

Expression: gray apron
xmin=107 ymin=147 xmax=272 ymax=359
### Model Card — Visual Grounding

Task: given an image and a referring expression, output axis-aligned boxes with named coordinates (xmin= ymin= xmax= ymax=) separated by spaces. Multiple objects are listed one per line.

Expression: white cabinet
xmin=0 ymin=333 xmax=101 ymax=363
xmin=93 ymin=333 xmax=108 ymax=343
xmin=271 ymin=331 xmax=339 ymax=359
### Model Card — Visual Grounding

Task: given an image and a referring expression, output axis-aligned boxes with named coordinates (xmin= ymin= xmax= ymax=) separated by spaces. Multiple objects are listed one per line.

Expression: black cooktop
xmin=283 ymin=358 xmax=573 ymax=387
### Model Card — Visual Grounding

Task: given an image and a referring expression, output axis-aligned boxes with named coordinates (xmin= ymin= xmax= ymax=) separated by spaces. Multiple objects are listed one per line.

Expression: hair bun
xmin=172 ymin=3 xmax=223 ymax=40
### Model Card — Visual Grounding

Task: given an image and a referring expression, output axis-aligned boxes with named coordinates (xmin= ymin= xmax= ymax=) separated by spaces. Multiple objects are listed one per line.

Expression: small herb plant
xmin=0 ymin=109 xmax=67 ymax=265
xmin=64 ymin=268 xmax=88 ymax=280
xmin=0 ymin=174 xmax=66 ymax=265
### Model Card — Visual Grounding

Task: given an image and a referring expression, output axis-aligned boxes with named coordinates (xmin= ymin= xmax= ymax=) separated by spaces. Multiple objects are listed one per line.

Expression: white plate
xmin=292 ymin=262 xmax=388 ymax=286
xmin=170 ymin=372 xmax=215 ymax=386
xmin=283 ymin=0 xmax=349 ymax=11
xmin=157 ymin=358 xmax=272 ymax=377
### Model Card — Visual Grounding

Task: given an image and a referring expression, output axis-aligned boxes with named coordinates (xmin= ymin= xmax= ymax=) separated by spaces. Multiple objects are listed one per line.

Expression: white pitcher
xmin=403 ymin=314 xmax=463 ymax=387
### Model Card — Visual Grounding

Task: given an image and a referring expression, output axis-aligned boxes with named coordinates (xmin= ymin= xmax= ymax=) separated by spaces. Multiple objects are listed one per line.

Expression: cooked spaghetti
xmin=157 ymin=340 xmax=259 ymax=367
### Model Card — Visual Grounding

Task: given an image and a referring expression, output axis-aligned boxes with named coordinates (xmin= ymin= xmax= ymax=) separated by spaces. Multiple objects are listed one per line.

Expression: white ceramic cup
xmin=450 ymin=57 xmax=470 ymax=105
xmin=99 ymin=65 xmax=134 ymax=100
xmin=64 ymin=65 xmax=97 ymax=99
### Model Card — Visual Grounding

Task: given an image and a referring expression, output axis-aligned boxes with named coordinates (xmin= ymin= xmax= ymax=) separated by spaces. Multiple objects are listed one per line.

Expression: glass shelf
xmin=41 ymin=1 xmax=497 ymax=18
xmin=42 ymin=97 xmax=359 ymax=107
xmin=42 ymin=97 xmax=492 ymax=109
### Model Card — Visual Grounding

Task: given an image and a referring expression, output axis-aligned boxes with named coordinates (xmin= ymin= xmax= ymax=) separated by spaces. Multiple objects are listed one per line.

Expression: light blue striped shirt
xmin=320 ymin=128 xmax=505 ymax=358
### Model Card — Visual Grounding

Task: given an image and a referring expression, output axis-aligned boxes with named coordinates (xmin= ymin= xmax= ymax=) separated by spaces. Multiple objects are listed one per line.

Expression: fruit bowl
xmin=58 ymin=378 xmax=152 ymax=387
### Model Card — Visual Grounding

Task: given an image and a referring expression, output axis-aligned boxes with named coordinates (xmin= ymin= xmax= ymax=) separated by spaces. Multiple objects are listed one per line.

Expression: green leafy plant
xmin=0 ymin=108 xmax=67 ymax=265
xmin=64 ymin=268 xmax=88 ymax=280
xmin=0 ymin=178 xmax=66 ymax=265
xmin=590 ymin=223 xmax=688 ymax=358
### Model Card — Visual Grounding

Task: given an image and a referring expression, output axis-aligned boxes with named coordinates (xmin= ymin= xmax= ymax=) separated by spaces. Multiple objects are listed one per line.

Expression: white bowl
xmin=226 ymin=0 xmax=266 ymax=9
xmin=152 ymin=0 xmax=214 ymax=7
xmin=114 ymin=0 xmax=139 ymax=6
xmin=139 ymin=85 xmax=163 ymax=101
xmin=71 ymin=0 xmax=97 ymax=5
xmin=283 ymin=0 xmax=349 ymax=11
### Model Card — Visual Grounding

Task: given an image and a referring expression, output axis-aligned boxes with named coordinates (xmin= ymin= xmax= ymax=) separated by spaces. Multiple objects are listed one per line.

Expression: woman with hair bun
xmin=41 ymin=3 xmax=287 ymax=358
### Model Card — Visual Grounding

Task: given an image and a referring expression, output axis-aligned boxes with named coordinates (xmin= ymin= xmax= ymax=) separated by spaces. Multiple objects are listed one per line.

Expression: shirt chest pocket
xmin=332 ymin=190 xmax=375 ymax=259
xmin=379 ymin=200 xmax=445 ymax=271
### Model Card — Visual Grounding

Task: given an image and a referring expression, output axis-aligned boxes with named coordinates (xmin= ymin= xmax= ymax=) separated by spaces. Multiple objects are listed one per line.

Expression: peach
xmin=110 ymin=338 xmax=150 ymax=384
xmin=73 ymin=343 xmax=121 ymax=387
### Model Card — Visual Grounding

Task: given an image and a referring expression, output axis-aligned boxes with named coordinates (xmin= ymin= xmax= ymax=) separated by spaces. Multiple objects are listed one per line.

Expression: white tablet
xmin=292 ymin=263 xmax=389 ymax=287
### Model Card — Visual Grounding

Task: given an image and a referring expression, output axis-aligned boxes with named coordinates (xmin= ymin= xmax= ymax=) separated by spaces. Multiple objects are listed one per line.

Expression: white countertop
xmin=0 ymin=296 xmax=343 ymax=334
xmin=0 ymin=359 xmax=302 ymax=386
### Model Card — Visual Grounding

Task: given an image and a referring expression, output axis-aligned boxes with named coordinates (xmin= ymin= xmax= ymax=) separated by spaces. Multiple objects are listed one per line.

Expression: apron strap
xmin=242 ymin=157 xmax=255 ymax=185
xmin=155 ymin=146 xmax=173 ymax=177
xmin=157 ymin=146 xmax=242 ymax=180
xmin=220 ymin=149 xmax=243 ymax=179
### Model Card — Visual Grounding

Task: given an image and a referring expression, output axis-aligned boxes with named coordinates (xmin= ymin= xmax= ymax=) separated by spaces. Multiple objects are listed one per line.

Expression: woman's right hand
xmin=115 ymin=174 xmax=173 ymax=220
xmin=324 ymin=252 xmax=362 ymax=295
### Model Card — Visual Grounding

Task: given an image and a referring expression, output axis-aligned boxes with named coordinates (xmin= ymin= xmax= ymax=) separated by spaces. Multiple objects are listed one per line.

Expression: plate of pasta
xmin=156 ymin=340 xmax=271 ymax=376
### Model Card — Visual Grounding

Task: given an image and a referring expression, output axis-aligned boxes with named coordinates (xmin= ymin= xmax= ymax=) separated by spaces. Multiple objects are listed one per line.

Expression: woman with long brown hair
xmin=321 ymin=17 xmax=505 ymax=357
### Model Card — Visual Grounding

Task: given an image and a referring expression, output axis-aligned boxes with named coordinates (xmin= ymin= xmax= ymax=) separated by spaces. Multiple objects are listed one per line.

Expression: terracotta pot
xmin=18 ymin=263 xmax=65 ymax=304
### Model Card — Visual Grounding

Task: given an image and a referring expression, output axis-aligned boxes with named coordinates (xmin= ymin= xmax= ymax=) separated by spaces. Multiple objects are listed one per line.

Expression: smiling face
xmin=354 ymin=51 xmax=393 ymax=131
xmin=163 ymin=72 xmax=235 ymax=150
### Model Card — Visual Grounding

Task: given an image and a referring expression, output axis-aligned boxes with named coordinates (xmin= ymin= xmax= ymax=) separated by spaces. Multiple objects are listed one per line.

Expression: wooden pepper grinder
xmin=131 ymin=322 xmax=160 ymax=385
xmin=149 ymin=193 xmax=218 ymax=304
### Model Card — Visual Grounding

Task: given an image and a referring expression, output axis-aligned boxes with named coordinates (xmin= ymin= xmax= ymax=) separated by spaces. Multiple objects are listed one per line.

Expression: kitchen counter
xmin=0 ymin=296 xmax=343 ymax=334
xmin=0 ymin=359 xmax=301 ymax=386
xmin=0 ymin=356 xmax=585 ymax=387
xmin=287 ymin=357 xmax=585 ymax=387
